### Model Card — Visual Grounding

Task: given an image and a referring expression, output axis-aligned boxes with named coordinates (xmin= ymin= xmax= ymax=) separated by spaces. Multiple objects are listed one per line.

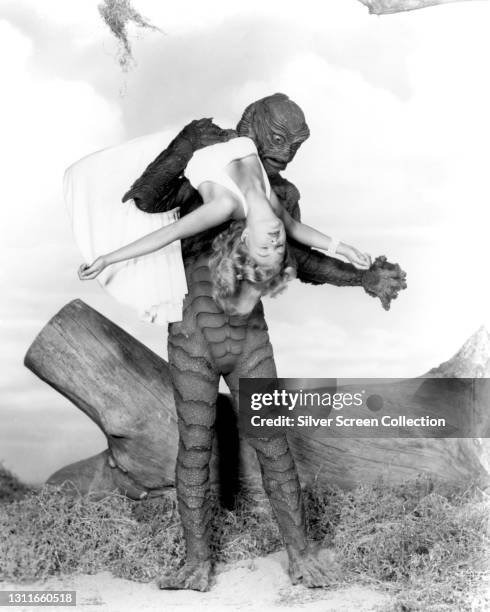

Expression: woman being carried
xmin=79 ymin=137 xmax=371 ymax=313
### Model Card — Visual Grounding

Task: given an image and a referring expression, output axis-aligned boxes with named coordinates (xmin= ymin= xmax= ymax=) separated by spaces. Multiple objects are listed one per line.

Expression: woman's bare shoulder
xmin=198 ymin=186 xmax=243 ymax=219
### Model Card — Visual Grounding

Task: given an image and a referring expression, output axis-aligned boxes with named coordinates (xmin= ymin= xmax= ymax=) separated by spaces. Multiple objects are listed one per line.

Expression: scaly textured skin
xmin=123 ymin=118 xmax=235 ymax=214
xmin=125 ymin=94 xmax=405 ymax=590
xmin=158 ymin=255 xmax=335 ymax=591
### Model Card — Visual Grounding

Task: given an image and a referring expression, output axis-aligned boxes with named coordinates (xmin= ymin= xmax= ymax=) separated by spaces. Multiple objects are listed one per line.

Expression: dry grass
xmin=0 ymin=464 xmax=488 ymax=611
xmin=0 ymin=468 xmax=280 ymax=583
xmin=332 ymin=477 xmax=489 ymax=611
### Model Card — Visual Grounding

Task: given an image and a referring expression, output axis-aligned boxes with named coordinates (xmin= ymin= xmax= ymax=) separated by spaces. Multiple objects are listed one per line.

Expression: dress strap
xmin=219 ymin=155 xmax=271 ymax=218
xmin=211 ymin=172 xmax=249 ymax=216
xmin=259 ymin=162 xmax=271 ymax=199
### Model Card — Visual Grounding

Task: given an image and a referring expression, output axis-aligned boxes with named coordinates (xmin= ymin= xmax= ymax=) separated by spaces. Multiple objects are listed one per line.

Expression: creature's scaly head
xmin=236 ymin=93 xmax=310 ymax=176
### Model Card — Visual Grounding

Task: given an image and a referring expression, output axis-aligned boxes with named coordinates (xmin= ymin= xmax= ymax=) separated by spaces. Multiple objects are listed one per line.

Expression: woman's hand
xmin=339 ymin=244 xmax=372 ymax=270
xmin=78 ymin=256 xmax=107 ymax=280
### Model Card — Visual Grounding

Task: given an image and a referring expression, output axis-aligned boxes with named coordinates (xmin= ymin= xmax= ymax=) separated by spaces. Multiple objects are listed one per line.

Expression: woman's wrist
xmin=335 ymin=241 xmax=349 ymax=257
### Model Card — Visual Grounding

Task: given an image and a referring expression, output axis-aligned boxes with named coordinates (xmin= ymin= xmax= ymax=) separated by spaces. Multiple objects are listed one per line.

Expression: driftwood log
xmin=24 ymin=300 xmax=489 ymax=500
xmin=357 ymin=0 xmax=477 ymax=15
xmin=23 ymin=300 xmax=239 ymax=501
xmin=285 ymin=377 xmax=490 ymax=490
xmin=24 ymin=299 xmax=178 ymax=499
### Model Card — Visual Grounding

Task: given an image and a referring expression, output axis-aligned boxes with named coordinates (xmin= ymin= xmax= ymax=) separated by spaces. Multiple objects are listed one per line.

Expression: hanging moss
xmin=98 ymin=0 xmax=161 ymax=70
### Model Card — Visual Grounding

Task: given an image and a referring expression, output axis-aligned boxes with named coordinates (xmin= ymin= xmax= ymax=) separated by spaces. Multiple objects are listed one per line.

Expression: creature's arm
xmin=291 ymin=239 xmax=406 ymax=311
xmin=269 ymin=177 xmax=407 ymax=310
xmin=78 ymin=199 xmax=234 ymax=279
xmin=122 ymin=118 xmax=235 ymax=214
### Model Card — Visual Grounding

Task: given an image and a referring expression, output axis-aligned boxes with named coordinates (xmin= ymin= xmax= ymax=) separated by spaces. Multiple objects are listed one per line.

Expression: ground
xmin=1 ymin=551 xmax=389 ymax=612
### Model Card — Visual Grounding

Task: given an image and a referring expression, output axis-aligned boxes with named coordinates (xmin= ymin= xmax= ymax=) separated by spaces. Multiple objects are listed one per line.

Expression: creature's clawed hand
xmin=288 ymin=545 xmax=340 ymax=588
xmin=361 ymin=255 xmax=407 ymax=311
xmin=157 ymin=560 xmax=213 ymax=592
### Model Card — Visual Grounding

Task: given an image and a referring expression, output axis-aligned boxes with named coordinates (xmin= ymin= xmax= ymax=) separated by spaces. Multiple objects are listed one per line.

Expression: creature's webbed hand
xmin=361 ymin=255 xmax=407 ymax=311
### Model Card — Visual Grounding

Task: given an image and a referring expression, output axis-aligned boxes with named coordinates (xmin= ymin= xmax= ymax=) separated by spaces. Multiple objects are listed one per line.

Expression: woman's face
xmin=243 ymin=216 xmax=286 ymax=268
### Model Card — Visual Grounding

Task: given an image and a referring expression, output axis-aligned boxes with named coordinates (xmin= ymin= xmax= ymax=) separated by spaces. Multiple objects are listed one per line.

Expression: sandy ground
xmin=2 ymin=551 xmax=390 ymax=612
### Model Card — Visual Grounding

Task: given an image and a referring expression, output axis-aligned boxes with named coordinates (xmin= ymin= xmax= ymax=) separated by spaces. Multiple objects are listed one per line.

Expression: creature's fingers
xmin=390 ymin=277 xmax=407 ymax=290
xmin=388 ymin=284 xmax=403 ymax=298
xmin=380 ymin=296 xmax=391 ymax=311
xmin=392 ymin=268 xmax=407 ymax=281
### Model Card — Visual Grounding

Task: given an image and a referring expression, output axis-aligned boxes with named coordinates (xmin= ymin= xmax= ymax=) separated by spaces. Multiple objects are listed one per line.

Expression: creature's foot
xmin=288 ymin=546 xmax=340 ymax=588
xmin=157 ymin=560 xmax=212 ymax=592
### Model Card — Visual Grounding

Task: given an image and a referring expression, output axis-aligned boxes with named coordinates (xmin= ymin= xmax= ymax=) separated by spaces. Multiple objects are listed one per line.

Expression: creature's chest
xmin=175 ymin=257 xmax=267 ymax=372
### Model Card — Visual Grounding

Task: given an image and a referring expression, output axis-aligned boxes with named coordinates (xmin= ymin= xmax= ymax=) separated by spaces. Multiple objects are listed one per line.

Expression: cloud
xmin=0 ymin=21 xmax=124 ymax=246
xmin=0 ymin=19 xmax=126 ymax=441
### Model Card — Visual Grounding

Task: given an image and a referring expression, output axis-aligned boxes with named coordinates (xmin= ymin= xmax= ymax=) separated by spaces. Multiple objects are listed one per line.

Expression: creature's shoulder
xmin=123 ymin=119 xmax=236 ymax=213
xmin=270 ymin=175 xmax=301 ymax=220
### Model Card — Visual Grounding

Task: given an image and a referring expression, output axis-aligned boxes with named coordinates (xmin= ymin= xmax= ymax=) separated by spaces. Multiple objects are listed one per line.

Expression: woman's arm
xmin=269 ymin=191 xmax=371 ymax=270
xmin=79 ymin=198 xmax=235 ymax=280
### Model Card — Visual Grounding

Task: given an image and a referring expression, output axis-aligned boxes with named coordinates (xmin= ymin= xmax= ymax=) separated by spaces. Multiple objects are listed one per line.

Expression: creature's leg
xmin=225 ymin=332 xmax=339 ymax=588
xmin=157 ymin=326 xmax=219 ymax=592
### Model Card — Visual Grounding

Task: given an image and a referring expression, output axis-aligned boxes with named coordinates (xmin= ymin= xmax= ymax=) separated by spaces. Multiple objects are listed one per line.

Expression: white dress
xmin=64 ymin=131 xmax=188 ymax=325
xmin=184 ymin=136 xmax=271 ymax=214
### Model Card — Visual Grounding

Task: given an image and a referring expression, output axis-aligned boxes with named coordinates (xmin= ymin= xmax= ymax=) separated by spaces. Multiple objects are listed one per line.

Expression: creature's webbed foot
xmin=157 ymin=560 xmax=213 ymax=592
xmin=288 ymin=545 xmax=339 ymax=588
xmin=362 ymin=255 xmax=407 ymax=311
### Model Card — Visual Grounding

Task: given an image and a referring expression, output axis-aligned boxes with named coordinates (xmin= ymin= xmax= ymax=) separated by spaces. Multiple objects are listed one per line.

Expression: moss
xmin=97 ymin=0 xmax=161 ymax=70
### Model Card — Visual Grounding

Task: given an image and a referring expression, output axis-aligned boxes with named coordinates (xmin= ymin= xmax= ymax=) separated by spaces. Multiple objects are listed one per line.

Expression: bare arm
xmin=267 ymin=177 xmax=407 ymax=310
xmin=269 ymin=191 xmax=371 ymax=270
xmin=79 ymin=198 xmax=235 ymax=279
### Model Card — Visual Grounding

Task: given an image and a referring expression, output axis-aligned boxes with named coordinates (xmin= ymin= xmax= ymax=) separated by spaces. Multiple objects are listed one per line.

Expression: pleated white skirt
xmin=63 ymin=131 xmax=188 ymax=325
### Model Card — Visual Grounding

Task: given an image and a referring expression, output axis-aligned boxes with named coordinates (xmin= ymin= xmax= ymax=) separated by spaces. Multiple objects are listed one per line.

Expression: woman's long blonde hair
xmin=209 ymin=220 xmax=296 ymax=313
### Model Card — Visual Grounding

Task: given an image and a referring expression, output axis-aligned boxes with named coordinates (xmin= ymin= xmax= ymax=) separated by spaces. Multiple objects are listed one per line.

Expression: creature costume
xmin=64 ymin=131 xmax=188 ymax=324
xmin=117 ymin=94 xmax=407 ymax=592
xmin=68 ymin=94 xmax=405 ymax=591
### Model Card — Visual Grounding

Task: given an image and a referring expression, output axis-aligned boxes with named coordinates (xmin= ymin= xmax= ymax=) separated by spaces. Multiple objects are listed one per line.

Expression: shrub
xmin=0 ymin=464 xmax=31 ymax=502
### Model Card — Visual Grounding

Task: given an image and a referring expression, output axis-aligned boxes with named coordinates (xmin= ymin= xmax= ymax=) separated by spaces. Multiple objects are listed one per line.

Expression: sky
xmin=1 ymin=0 xmax=489 ymax=484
